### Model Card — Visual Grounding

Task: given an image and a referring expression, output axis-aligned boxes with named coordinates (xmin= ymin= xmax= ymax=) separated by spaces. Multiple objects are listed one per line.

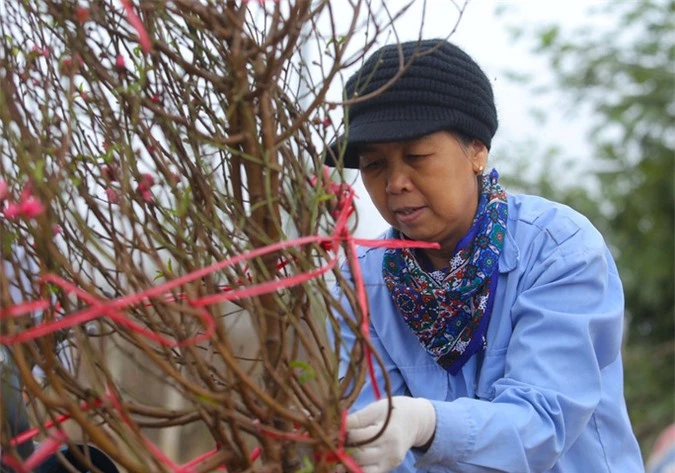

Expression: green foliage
xmin=289 ymin=359 xmax=318 ymax=384
xmin=499 ymin=0 xmax=674 ymax=457
xmin=294 ymin=455 xmax=314 ymax=473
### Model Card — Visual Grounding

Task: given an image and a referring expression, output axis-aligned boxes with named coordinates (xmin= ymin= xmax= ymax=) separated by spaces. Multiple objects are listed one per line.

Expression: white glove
xmin=346 ymin=396 xmax=436 ymax=473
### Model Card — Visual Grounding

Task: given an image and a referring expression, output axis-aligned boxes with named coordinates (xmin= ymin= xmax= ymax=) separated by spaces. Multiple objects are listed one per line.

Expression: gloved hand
xmin=346 ymin=396 xmax=436 ymax=473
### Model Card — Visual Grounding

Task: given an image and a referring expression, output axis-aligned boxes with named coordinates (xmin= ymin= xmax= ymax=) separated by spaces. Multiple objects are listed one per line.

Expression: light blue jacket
xmin=334 ymin=193 xmax=644 ymax=472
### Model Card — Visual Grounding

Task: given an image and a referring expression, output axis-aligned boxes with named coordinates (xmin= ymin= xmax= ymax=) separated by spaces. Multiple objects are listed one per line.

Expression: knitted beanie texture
xmin=327 ymin=39 xmax=498 ymax=168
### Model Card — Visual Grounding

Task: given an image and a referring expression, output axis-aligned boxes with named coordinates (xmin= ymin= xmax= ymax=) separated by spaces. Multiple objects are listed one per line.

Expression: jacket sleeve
xmin=415 ymin=224 xmax=625 ymax=472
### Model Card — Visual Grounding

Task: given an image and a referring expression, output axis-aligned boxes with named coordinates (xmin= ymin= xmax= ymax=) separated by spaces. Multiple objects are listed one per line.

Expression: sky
xmin=335 ymin=0 xmax=609 ymax=239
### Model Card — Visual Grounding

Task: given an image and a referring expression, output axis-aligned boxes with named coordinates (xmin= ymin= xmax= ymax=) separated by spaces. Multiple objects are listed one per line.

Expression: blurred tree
xmin=497 ymin=0 xmax=674 ymax=457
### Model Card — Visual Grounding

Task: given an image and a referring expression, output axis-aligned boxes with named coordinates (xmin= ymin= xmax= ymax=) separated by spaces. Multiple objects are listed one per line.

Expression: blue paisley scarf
xmin=382 ymin=169 xmax=508 ymax=375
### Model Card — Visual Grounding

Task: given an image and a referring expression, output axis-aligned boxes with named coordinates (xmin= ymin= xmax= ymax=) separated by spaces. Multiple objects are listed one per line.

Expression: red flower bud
xmin=0 ymin=179 xmax=7 ymax=201
xmin=60 ymin=55 xmax=82 ymax=75
xmin=30 ymin=46 xmax=50 ymax=58
xmin=139 ymin=189 xmax=152 ymax=202
xmin=105 ymin=188 xmax=119 ymax=203
xmin=101 ymin=165 xmax=118 ymax=182
xmin=75 ymin=7 xmax=91 ymax=23
xmin=140 ymin=173 xmax=155 ymax=188
xmin=115 ymin=55 xmax=126 ymax=71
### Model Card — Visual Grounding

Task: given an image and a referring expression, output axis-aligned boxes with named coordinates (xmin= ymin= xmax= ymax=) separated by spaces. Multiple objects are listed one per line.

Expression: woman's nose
xmin=385 ymin=163 xmax=412 ymax=194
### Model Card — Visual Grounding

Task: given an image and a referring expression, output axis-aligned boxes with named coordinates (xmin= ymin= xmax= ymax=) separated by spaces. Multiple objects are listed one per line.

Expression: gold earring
xmin=475 ymin=165 xmax=485 ymax=175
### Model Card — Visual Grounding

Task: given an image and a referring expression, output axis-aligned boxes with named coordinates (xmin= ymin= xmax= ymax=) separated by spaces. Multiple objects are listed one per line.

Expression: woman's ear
xmin=470 ymin=140 xmax=489 ymax=175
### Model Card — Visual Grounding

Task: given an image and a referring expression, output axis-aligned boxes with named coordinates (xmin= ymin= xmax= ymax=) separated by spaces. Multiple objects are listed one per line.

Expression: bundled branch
xmin=0 ymin=1 xmax=465 ymax=472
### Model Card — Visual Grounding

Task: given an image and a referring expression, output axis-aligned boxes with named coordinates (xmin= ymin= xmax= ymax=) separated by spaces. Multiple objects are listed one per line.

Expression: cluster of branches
xmin=0 ymin=0 xmax=442 ymax=471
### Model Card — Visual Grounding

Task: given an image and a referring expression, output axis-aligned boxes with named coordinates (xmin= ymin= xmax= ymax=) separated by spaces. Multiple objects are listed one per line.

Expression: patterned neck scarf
xmin=382 ymin=169 xmax=508 ymax=375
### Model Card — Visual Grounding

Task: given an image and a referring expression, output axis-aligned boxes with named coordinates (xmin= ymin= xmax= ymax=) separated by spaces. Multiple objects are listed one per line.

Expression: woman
xmin=327 ymin=40 xmax=644 ymax=473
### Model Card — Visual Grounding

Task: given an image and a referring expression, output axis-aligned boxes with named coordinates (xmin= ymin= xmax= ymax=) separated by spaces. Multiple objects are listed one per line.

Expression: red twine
xmin=1 ymin=166 xmax=439 ymax=472
xmin=120 ymin=0 xmax=152 ymax=54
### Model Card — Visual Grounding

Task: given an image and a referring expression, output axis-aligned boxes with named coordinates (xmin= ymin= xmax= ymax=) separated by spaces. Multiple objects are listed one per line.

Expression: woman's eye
xmin=360 ymin=159 xmax=383 ymax=170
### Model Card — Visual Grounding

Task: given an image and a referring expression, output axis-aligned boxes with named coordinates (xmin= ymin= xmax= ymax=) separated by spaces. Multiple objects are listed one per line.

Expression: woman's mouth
xmin=393 ymin=206 xmax=426 ymax=225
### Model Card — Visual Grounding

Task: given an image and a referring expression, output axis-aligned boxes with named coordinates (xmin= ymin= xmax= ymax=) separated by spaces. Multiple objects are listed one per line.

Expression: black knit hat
xmin=326 ymin=39 xmax=498 ymax=169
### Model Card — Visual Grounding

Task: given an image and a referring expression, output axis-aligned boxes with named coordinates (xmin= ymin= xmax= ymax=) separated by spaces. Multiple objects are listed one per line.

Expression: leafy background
xmin=496 ymin=0 xmax=674 ymax=457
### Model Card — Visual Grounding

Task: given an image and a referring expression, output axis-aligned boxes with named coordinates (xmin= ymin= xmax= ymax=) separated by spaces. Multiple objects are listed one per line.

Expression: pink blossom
xmin=138 ymin=173 xmax=155 ymax=190
xmin=30 ymin=46 xmax=50 ymax=57
xmin=52 ymin=224 xmax=63 ymax=236
xmin=21 ymin=196 xmax=46 ymax=218
xmin=139 ymin=189 xmax=153 ymax=202
xmin=2 ymin=196 xmax=45 ymax=220
xmin=115 ymin=55 xmax=126 ymax=70
xmin=121 ymin=0 xmax=152 ymax=54
xmin=105 ymin=188 xmax=119 ymax=203
xmin=3 ymin=202 xmax=22 ymax=219
xmin=135 ymin=173 xmax=155 ymax=202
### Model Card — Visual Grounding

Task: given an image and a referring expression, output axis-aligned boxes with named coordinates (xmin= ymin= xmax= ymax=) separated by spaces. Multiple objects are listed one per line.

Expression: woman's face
xmin=358 ymin=131 xmax=488 ymax=261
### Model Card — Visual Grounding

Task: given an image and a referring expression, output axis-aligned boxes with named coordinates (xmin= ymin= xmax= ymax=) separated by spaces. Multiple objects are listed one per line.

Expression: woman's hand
xmin=346 ymin=396 xmax=436 ymax=473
